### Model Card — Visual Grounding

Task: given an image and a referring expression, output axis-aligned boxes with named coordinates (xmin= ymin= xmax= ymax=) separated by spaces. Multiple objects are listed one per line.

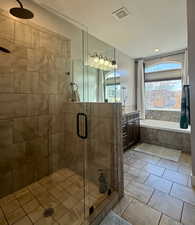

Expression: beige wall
xmin=117 ymin=51 xmax=136 ymax=113
xmin=187 ymin=0 xmax=195 ymax=175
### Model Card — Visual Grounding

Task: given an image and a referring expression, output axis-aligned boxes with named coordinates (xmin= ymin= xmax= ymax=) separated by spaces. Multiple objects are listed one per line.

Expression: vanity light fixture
xmin=88 ymin=54 xmax=118 ymax=71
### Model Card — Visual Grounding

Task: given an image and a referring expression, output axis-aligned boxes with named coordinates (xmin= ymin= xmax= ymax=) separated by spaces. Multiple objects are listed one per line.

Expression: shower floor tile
xmin=0 ymin=168 xmax=106 ymax=225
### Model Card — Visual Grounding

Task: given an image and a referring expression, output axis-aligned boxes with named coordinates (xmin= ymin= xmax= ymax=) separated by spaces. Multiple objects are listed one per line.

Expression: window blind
xmin=145 ymin=69 xmax=181 ymax=82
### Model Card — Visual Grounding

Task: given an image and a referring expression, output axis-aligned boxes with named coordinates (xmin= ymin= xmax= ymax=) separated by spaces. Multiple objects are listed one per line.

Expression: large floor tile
xmin=130 ymin=159 xmax=148 ymax=169
xmin=100 ymin=211 xmax=132 ymax=225
xmin=125 ymin=181 xmax=154 ymax=203
xmin=143 ymin=163 xmax=165 ymax=176
xmin=171 ymin=183 xmax=195 ymax=206
xmin=129 ymin=150 xmax=160 ymax=165
xmin=122 ymin=198 xmax=161 ymax=225
xmin=157 ymin=159 xmax=179 ymax=171
xmin=159 ymin=215 xmax=183 ymax=225
xmin=145 ymin=175 xmax=172 ymax=193
xmin=125 ymin=167 xmax=150 ymax=183
xmin=178 ymin=165 xmax=192 ymax=176
xmin=148 ymin=191 xmax=183 ymax=221
xmin=163 ymin=169 xmax=188 ymax=186
xmin=182 ymin=203 xmax=195 ymax=225
xmin=113 ymin=194 xmax=133 ymax=216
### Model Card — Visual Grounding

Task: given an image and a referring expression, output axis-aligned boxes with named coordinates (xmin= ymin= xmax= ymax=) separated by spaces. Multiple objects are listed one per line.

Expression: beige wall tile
xmin=0 ymin=120 xmax=13 ymax=146
xmin=13 ymin=117 xmax=38 ymax=143
xmin=0 ymin=15 xmax=14 ymax=40
xmin=38 ymin=115 xmax=52 ymax=137
xmin=14 ymin=71 xmax=39 ymax=94
xmin=13 ymin=162 xmax=36 ymax=190
xmin=0 ymin=94 xmax=28 ymax=119
xmin=14 ymin=22 xmax=33 ymax=48
xmin=0 ymin=172 xmax=13 ymax=198
xmin=27 ymin=94 xmax=49 ymax=116
xmin=0 ymin=73 xmax=14 ymax=93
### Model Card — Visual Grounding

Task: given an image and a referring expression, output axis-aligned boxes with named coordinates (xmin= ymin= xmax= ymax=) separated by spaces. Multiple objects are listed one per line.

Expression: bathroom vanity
xmin=122 ymin=112 xmax=140 ymax=150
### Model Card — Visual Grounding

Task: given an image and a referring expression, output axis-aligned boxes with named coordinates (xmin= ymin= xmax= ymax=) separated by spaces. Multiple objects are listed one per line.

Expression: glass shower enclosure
xmin=0 ymin=7 xmax=122 ymax=225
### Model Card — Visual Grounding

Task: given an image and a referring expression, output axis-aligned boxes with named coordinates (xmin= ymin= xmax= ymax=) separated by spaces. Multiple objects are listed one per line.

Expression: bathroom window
xmin=105 ymin=84 xmax=120 ymax=102
xmin=145 ymin=62 xmax=182 ymax=73
xmin=104 ymin=71 xmax=121 ymax=102
xmin=145 ymin=62 xmax=182 ymax=110
xmin=145 ymin=80 xmax=182 ymax=110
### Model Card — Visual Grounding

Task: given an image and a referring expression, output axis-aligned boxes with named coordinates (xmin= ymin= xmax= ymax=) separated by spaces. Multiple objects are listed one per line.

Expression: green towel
xmin=180 ymin=85 xmax=190 ymax=129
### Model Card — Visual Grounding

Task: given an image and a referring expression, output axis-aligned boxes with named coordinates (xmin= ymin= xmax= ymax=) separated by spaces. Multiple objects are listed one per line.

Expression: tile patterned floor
xmin=114 ymin=148 xmax=195 ymax=225
xmin=0 ymin=168 xmax=107 ymax=225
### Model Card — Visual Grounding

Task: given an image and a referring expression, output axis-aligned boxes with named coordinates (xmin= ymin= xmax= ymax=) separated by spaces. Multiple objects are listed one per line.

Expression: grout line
xmin=158 ymin=213 xmax=163 ymax=225
xmin=146 ymin=188 xmax=155 ymax=205
xmin=0 ymin=205 xmax=9 ymax=225
xmin=180 ymin=201 xmax=185 ymax=223
xmin=168 ymin=182 xmax=174 ymax=195
xmin=161 ymin=167 xmax=166 ymax=177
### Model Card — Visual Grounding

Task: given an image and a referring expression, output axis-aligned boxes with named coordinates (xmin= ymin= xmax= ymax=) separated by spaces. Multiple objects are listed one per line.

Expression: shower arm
xmin=16 ymin=0 xmax=24 ymax=8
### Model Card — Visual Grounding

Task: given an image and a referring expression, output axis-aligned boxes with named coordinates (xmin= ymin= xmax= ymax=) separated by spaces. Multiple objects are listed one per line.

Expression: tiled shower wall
xmin=0 ymin=10 xmax=71 ymax=198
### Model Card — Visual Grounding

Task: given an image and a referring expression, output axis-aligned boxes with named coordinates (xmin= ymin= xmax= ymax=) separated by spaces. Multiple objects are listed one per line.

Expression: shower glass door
xmin=83 ymin=45 xmax=119 ymax=221
xmin=0 ymin=9 xmax=89 ymax=225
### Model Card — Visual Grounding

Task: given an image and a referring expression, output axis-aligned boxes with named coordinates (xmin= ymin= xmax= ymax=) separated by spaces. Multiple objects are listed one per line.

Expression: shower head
xmin=0 ymin=47 xmax=11 ymax=53
xmin=10 ymin=0 xmax=34 ymax=19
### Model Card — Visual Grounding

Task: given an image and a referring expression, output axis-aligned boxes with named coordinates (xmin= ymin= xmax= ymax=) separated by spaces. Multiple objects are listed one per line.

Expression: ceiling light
xmin=155 ymin=48 xmax=160 ymax=52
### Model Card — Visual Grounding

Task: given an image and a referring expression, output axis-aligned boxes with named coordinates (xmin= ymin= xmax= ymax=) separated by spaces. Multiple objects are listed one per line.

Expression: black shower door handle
xmin=76 ymin=113 xmax=88 ymax=139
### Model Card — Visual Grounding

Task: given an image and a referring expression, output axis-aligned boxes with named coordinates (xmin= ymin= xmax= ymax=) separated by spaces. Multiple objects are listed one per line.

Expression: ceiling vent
xmin=112 ymin=7 xmax=129 ymax=20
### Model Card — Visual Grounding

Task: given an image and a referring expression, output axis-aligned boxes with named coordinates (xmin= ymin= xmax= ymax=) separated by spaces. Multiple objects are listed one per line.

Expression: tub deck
xmin=140 ymin=119 xmax=191 ymax=153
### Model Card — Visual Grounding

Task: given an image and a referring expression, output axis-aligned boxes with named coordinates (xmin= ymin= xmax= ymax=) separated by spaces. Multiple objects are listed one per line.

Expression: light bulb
xmin=104 ymin=60 xmax=109 ymax=66
xmin=99 ymin=57 xmax=104 ymax=65
xmin=94 ymin=57 xmax=99 ymax=63
xmin=108 ymin=62 xmax=112 ymax=68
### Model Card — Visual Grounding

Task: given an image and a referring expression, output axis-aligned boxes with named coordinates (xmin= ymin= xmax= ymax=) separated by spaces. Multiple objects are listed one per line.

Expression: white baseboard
xmin=191 ymin=175 xmax=195 ymax=187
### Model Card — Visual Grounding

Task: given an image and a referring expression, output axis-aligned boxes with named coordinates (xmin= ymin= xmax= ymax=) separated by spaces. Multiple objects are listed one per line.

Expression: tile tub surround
xmin=140 ymin=120 xmax=191 ymax=153
xmin=112 ymin=149 xmax=195 ymax=225
xmin=0 ymin=10 xmax=72 ymax=198
xmin=145 ymin=110 xmax=180 ymax=122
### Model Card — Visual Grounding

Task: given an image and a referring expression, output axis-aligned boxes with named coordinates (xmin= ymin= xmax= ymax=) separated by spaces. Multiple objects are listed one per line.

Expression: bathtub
xmin=140 ymin=119 xmax=191 ymax=134
xmin=140 ymin=119 xmax=191 ymax=152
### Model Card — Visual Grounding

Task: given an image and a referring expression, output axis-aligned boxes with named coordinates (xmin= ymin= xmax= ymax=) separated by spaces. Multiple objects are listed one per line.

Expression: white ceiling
xmin=33 ymin=0 xmax=187 ymax=58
